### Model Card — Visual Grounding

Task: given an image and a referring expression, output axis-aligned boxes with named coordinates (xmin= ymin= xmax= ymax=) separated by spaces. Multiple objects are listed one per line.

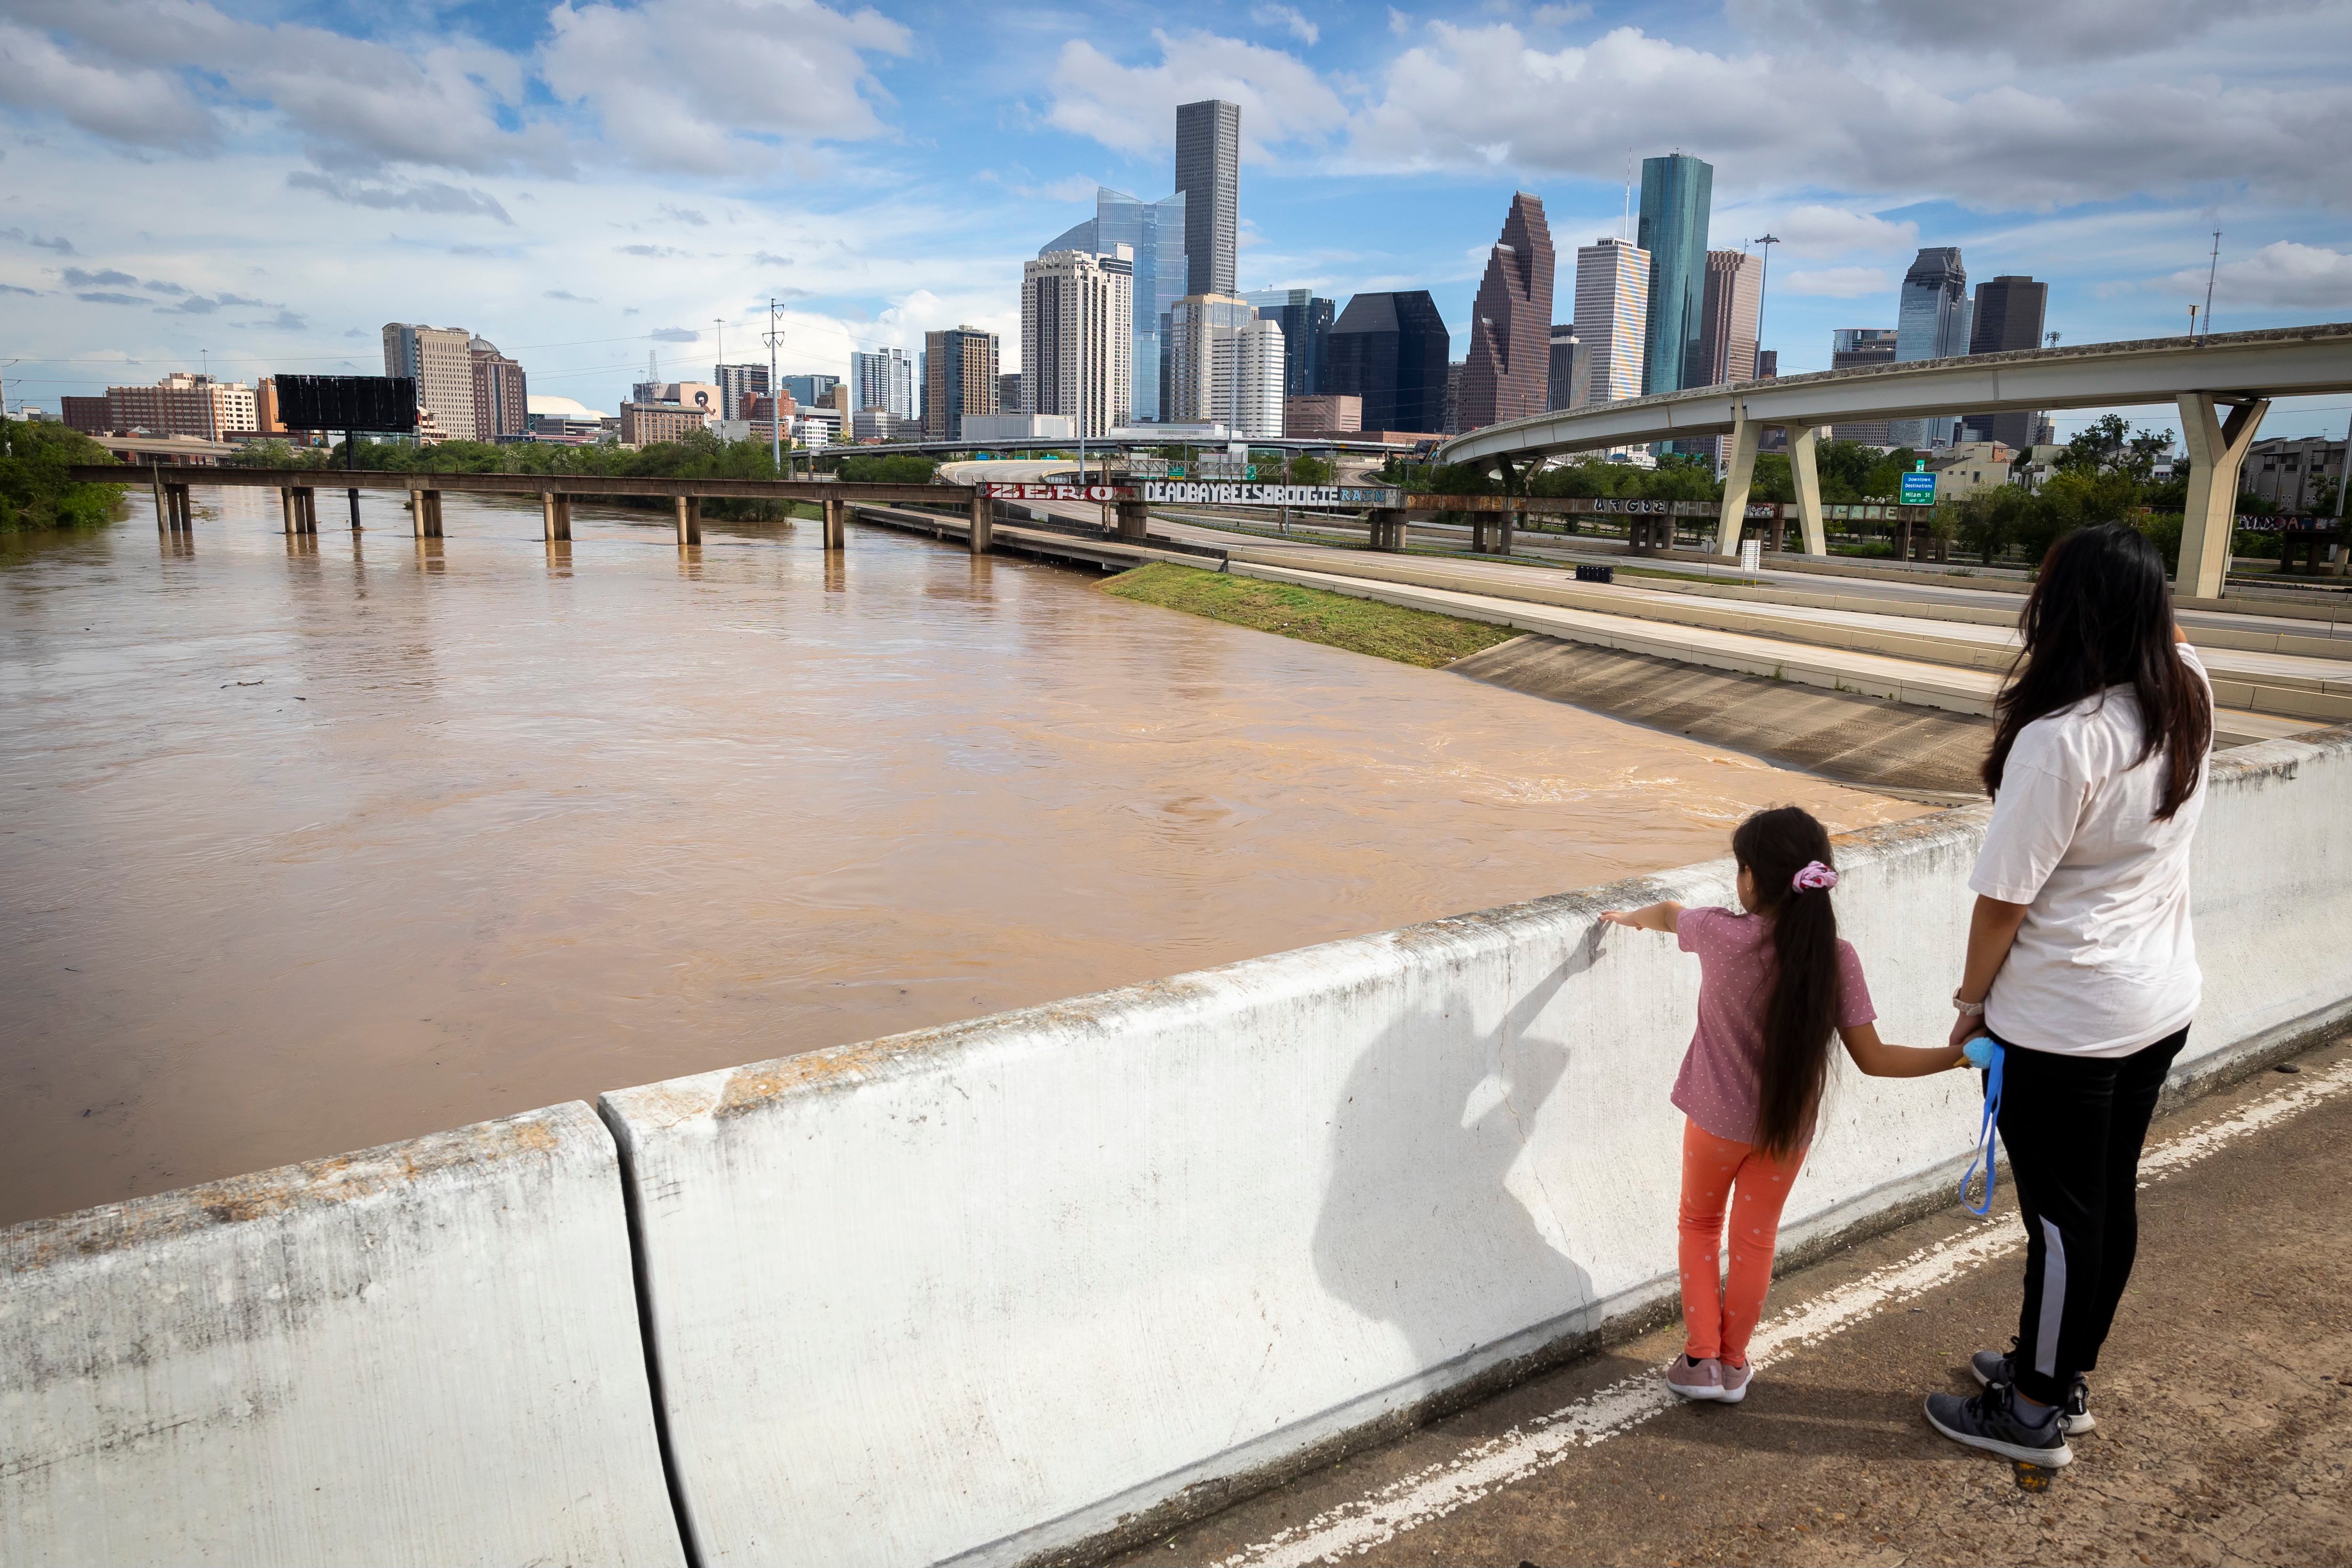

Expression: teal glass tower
xmin=1636 ymin=153 xmax=1714 ymax=397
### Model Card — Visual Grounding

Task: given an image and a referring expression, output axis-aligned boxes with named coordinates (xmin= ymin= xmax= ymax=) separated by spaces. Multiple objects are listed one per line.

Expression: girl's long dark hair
xmin=1734 ymin=807 xmax=1840 ymax=1161
xmin=1983 ymin=522 xmax=2210 ymax=819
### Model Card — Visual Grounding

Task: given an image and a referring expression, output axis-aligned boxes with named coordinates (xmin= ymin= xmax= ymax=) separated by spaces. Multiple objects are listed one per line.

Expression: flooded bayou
xmin=0 ymin=490 xmax=1923 ymax=1223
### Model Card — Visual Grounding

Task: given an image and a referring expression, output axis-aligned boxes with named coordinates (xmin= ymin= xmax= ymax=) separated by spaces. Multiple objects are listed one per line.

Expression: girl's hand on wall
xmin=1598 ymin=901 xmax=1681 ymax=934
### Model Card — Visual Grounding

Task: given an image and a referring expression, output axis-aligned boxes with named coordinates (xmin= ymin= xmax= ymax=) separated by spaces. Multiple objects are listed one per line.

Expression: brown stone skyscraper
xmin=1459 ymin=192 xmax=1555 ymax=432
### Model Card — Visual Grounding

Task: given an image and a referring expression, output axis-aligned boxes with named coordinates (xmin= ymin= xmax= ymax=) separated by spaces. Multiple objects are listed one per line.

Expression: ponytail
xmin=1732 ymin=807 xmax=1843 ymax=1161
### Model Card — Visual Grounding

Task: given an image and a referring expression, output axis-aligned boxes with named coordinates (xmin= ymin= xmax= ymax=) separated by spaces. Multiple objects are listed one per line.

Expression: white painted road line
xmin=1221 ymin=1056 xmax=2352 ymax=1567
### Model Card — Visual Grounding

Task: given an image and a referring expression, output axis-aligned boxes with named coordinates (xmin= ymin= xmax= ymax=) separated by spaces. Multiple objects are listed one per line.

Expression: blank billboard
xmin=274 ymin=375 xmax=419 ymax=433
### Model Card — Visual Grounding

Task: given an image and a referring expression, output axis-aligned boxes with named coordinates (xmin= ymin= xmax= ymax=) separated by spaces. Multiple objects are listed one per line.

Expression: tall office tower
xmin=1213 ymin=315 xmax=1286 ymax=438
xmin=1635 ymin=153 xmax=1714 ymax=397
xmin=1571 ymin=238 xmax=1651 ymax=407
xmin=1242 ymin=289 xmax=1334 ymax=399
xmin=1828 ymin=327 xmax=1899 ymax=445
xmin=1686 ymin=250 xmax=1761 ymax=388
xmin=1458 ymin=192 xmax=1556 ymax=431
xmin=468 ymin=338 xmax=528 ymax=439
xmin=1548 ymin=324 xmax=1587 ymax=412
xmin=1164 ymin=294 xmax=1259 ymax=424
xmin=1441 ymin=361 xmax=1464 ymax=435
xmin=382 ymin=323 xmax=477 ymax=440
xmin=714 ymin=362 xmax=771 ymax=421
xmin=998 ymin=371 xmax=1023 ymax=413
xmin=1175 ymin=99 xmax=1240 ymax=298
xmin=1045 ymin=187 xmax=1187 ymax=420
xmin=1326 ymin=290 xmax=1451 ymax=433
xmin=849 ymin=347 xmax=915 ymax=418
xmin=1756 ymin=349 xmax=1778 ymax=378
xmin=920 ymin=327 xmax=999 ymax=442
xmin=1961 ymin=274 xmax=2049 ymax=447
xmin=1023 ymin=249 xmax=1133 ymax=438
xmin=781 ymin=373 xmax=840 ymax=408
xmin=1890 ymin=248 xmax=1971 ymax=447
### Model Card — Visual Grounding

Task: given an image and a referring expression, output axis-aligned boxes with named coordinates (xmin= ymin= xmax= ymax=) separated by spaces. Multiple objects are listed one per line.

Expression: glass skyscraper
xmin=1045 ymin=187 xmax=1187 ymax=421
xmin=1635 ymin=153 xmax=1714 ymax=398
xmin=1890 ymin=248 xmax=1971 ymax=448
xmin=1242 ymin=288 xmax=1333 ymax=399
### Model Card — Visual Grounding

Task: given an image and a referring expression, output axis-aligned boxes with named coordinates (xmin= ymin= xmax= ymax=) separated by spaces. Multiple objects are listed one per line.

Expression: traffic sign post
xmin=1899 ymin=469 xmax=1937 ymax=506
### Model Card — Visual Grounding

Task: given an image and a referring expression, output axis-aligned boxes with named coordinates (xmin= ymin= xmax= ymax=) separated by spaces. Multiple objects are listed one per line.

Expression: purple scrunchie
xmin=1791 ymin=860 xmax=1839 ymax=893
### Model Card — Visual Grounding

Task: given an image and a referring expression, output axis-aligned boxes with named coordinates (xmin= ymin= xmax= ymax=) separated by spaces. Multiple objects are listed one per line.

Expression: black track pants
xmin=1989 ymin=1025 xmax=2190 ymax=1407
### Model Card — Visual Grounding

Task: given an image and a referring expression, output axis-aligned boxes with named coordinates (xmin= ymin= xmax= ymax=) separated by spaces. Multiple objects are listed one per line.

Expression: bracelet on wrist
xmin=1952 ymin=991 xmax=1985 ymax=1016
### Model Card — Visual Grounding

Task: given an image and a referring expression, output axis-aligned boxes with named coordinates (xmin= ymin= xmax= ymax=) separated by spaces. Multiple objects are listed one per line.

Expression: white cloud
xmin=1780 ymin=265 xmax=1893 ymax=298
xmin=0 ymin=18 xmax=210 ymax=148
xmin=1047 ymin=32 xmax=1348 ymax=161
xmin=1726 ymin=0 xmax=2335 ymax=64
xmin=2154 ymin=241 xmax=2352 ymax=310
xmin=1767 ymin=204 xmax=1918 ymax=260
xmin=4 ymin=1 xmax=564 ymax=175
xmin=541 ymin=0 xmax=912 ymax=175
xmin=287 ymin=172 xmax=514 ymax=224
xmin=1340 ymin=22 xmax=2350 ymax=211
xmin=1251 ymin=5 xmax=1320 ymax=45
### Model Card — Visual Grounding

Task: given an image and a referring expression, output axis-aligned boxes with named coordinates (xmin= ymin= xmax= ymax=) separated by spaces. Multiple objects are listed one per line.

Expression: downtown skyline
xmin=1 ymin=0 xmax=2348 ymax=441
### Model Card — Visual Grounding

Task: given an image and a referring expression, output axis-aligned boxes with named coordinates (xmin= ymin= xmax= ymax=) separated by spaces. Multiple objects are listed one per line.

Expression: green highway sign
xmin=1899 ymin=471 xmax=1937 ymax=505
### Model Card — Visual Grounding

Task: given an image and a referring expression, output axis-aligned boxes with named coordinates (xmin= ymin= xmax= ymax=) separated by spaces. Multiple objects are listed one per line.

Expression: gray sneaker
xmin=1971 ymin=1350 xmax=2094 ymax=1433
xmin=1717 ymin=1359 xmax=1752 ymax=1405
xmin=1925 ymin=1381 xmax=2072 ymax=1466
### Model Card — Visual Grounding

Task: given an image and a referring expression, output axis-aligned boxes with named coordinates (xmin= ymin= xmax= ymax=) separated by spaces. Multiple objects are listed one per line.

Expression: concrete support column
xmin=2177 ymin=393 xmax=2271 ymax=599
xmin=674 ymin=496 xmax=700 ymax=547
xmin=969 ymin=492 xmax=994 ymax=555
xmin=1787 ymin=424 xmax=1827 ymax=555
xmin=1713 ymin=404 xmax=1760 ymax=556
xmin=1114 ymin=499 xmax=1149 ymax=542
xmin=410 ymin=488 xmax=429 ymax=539
xmin=822 ymin=498 xmax=846 ymax=550
xmin=290 ymin=488 xmax=316 ymax=534
xmin=166 ymin=485 xmax=192 ymax=532
xmin=1498 ymin=506 xmax=1516 ymax=557
xmin=1370 ymin=508 xmax=1407 ymax=552
xmin=151 ymin=472 xmax=168 ymax=533
xmin=424 ymin=491 xmax=444 ymax=538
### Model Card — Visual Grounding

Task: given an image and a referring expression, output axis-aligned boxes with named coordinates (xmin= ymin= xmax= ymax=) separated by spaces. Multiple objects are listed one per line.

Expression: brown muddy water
xmin=0 ymin=490 xmax=1924 ymax=1225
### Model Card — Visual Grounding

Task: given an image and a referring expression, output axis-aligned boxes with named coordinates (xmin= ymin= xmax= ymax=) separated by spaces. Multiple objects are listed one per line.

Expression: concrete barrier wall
xmin=601 ymin=725 xmax=2352 ymax=1568
xmin=0 ymin=1103 xmax=684 ymax=1568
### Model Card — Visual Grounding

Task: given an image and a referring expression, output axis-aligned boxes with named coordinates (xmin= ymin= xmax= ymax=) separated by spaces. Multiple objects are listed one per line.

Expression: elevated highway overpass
xmin=1436 ymin=322 xmax=2352 ymax=598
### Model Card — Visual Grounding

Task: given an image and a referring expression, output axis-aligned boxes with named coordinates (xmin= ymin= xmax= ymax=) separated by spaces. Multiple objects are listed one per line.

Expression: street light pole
xmin=764 ymin=298 xmax=783 ymax=479
xmin=1748 ymin=235 xmax=1780 ymax=379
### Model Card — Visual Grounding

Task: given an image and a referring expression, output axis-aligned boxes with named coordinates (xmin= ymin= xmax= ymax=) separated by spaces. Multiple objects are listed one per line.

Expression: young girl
xmin=1602 ymin=805 xmax=1965 ymax=1403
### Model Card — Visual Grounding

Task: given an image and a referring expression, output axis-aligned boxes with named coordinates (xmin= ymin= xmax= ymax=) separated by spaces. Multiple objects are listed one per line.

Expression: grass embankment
xmin=1104 ymin=562 xmax=1515 ymax=669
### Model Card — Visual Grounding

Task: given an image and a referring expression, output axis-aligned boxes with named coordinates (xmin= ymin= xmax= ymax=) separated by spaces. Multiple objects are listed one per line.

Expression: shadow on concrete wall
xmin=1311 ymin=925 xmax=1607 ymax=1376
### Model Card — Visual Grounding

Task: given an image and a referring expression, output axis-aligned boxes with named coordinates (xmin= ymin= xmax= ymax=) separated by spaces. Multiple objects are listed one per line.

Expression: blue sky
xmin=2 ymin=0 xmax=2348 ymax=440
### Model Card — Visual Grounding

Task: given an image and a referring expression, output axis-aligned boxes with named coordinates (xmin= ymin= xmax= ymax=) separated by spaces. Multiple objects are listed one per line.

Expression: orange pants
xmin=1678 ymin=1119 xmax=1804 ymax=1366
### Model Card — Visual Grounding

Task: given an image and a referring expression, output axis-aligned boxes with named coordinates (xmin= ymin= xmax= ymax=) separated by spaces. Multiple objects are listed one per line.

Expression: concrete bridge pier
xmin=1713 ymin=403 xmax=1760 ymax=556
xmin=673 ymin=496 xmax=700 ymax=547
xmin=969 ymin=493 xmax=995 ymax=554
xmin=159 ymin=482 xmax=192 ymax=533
xmin=822 ymin=498 xmax=846 ymax=550
xmin=1788 ymin=425 xmax=1827 ymax=555
xmin=542 ymin=492 xmax=573 ymax=543
xmin=1113 ymin=499 xmax=1149 ymax=543
xmin=1369 ymin=508 xmax=1407 ymax=551
xmin=2178 ymin=393 xmax=2271 ymax=598
xmin=408 ymin=489 xmax=445 ymax=539
xmin=149 ymin=472 xmax=169 ymax=534
xmin=280 ymin=487 xmax=316 ymax=535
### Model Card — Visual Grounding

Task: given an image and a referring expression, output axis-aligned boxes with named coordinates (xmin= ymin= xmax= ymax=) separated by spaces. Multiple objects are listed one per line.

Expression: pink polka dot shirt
xmin=1672 ymin=906 xmax=1876 ymax=1146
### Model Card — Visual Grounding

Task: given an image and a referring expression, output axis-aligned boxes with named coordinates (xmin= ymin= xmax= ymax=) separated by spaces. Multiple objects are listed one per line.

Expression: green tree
xmin=1286 ymin=454 xmax=1333 ymax=484
xmin=834 ymin=453 xmax=937 ymax=485
xmin=0 ymin=420 xmax=126 ymax=531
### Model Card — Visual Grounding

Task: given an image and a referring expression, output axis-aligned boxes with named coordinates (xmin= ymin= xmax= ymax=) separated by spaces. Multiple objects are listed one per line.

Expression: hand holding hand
xmin=1946 ymin=1009 xmax=1980 ymax=1051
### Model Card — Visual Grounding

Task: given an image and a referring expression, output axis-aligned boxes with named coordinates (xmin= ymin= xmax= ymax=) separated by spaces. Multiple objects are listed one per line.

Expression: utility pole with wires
xmin=1748 ymin=234 xmax=1780 ymax=378
xmin=764 ymin=298 xmax=784 ymax=480
xmin=2201 ymin=230 xmax=2221 ymax=341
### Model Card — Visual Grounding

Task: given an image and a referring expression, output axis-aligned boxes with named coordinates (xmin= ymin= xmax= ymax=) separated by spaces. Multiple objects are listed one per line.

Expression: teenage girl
xmin=1603 ymin=805 xmax=1965 ymax=1403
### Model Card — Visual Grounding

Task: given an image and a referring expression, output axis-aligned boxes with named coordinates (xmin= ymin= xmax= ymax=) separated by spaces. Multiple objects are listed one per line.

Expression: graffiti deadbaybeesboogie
xmin=1140 ymin=482 xmax=1406 ymax=507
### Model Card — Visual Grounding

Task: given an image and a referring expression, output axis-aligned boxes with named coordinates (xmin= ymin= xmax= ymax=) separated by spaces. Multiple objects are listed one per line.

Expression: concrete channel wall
xmin=9 ymin=732 xmax=2349 ymax=1567
xmin=0 ymin=1104 xmax=684 ymax=1568
xmin=600 ymin=726 xmax=2352 ymax=1567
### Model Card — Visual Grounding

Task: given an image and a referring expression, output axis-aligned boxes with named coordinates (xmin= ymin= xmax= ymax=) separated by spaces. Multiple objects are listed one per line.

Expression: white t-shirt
xmin=1970 ymin=644 xmax=2211 ymax=1057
